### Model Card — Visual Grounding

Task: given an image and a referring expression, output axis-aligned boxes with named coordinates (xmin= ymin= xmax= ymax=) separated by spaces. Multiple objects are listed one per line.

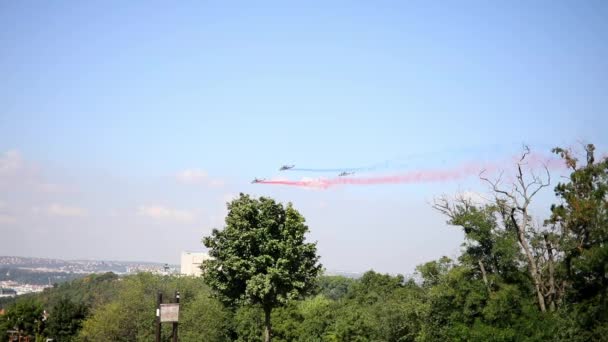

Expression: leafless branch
xmin=432 ymin=195 xmax=453 ymax=218
xmin=480 ymin=169 xmax=521 ymax=208
xmin=529 ymin=163 xmax=551 ymax=200
xmin=520 ymin=144 xmax=531 ymax=163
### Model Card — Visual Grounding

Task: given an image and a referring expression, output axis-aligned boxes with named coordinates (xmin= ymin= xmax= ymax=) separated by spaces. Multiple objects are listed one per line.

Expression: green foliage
xmin=316 ymin=276 xmax=354 ymax=301
xmin=233 ymin=305 xmax=264 ymax=341
xmin=202 ymin=194 xmax=322 ymax=341
xmin=549 ymin=144 xmax=608 ymax=340
xmin=0 ymin=274 xmax=118 ymax=341
xmin=77 ymin=273 xmax=230 ymax=342
xmin=270 ymin=302 xmax=304 ymax=342
xmin=294 ymin=295 xmax=335 ymax=340
xmin=46 ymin=298 xmax=88 ymax=341
xmin=231 ymin=271 xmax=425 ymax=342
xmin=416 ymin=256 xmax=453 ymax=288
xmin=0 ymin=298 xmax=44 ymax=341
xmin=179 ymin=292 xmax=233 ymax=342
xmin=437 ymin=201 xmax=525 ymax=287
xmin=77 ymin=273 xmax=159 ymax=341
xmin=423 ymin=195 xmax=566 ymax=341
xmin=271 ymin=296 xmax=336 ymax=342
xmin=348 ymin=271 xmax=405 ymax=304
xmin=327 ymin=304 xmax=375 ymax=342
xmin=43 ymin=272 xmax=119 ymax=310
xmin=417 ymin=261 xmax=556 ymax=342
xmin=325 ymin=271 xmax=425 ymax=342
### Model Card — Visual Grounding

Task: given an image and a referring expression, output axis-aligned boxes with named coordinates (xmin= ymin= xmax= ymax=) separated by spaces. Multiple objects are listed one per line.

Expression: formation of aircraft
xmin=252 ymin=165 xmax=358 ymax=184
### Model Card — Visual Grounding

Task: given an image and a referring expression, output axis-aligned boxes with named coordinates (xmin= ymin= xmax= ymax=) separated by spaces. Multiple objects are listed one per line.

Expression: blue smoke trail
xmin=285 ymin=142 xmax=555 ymax=174
xmin=290 ymin=168 xmax=358 ymax=172
xmin=289 ymin=160 xmax=401 ymax=173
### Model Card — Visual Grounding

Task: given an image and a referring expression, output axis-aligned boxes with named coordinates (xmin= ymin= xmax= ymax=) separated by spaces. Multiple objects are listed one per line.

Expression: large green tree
xmin=46 ymin=298 xmax=88 ymax=342
xmin=549 ymin=144 xmax=608 ymax=340
xmin=202 ymin=193 xmax=322 ymax=342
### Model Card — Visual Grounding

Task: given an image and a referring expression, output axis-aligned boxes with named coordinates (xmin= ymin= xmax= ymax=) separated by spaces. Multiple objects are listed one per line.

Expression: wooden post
xmin=172 ymin=291 xmax=180 ymax=342
xmin=155 ymin=291 xmax=162 ymax=342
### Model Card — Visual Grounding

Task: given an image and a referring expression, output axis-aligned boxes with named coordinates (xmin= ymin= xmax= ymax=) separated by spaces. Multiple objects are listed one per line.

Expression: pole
xmin=155 ymin=291 xmax=162 ymax=342
xmin=172 ymin=291 xmax=180 ymax=342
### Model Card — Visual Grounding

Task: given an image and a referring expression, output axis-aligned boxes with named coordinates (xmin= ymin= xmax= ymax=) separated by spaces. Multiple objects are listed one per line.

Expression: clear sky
xmin=1 ymin=1 xmax=606 ymax=274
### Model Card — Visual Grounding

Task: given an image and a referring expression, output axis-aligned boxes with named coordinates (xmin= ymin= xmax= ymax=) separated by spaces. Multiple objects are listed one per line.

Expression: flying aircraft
xmin=251 ymin=177 xmax=265 ymax=184
xmin=279 ymin=164 xmax=295 ymax=171
xmin=338 ymin=171 xmax=354 ymax=177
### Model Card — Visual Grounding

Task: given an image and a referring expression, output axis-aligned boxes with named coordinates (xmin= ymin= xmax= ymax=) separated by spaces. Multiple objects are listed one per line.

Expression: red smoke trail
xmin=260 ymin=161 xmax=499 ymax=189
xmin=258 ymin=154 xmax=566 ymax=190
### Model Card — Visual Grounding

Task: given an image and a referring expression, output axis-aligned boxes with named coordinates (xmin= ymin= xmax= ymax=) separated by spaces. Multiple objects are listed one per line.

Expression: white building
xmin=180 ymin=251 xmax=211 ymax=276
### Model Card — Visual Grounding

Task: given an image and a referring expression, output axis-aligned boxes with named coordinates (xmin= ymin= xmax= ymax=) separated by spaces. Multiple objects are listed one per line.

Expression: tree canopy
xmin=202 ymin=193 xmax=322 ymax=342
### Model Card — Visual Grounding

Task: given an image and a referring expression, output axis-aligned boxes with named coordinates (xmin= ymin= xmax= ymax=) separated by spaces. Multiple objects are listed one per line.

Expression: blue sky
xmin=1 ymin=1 xmax=606 ymax=274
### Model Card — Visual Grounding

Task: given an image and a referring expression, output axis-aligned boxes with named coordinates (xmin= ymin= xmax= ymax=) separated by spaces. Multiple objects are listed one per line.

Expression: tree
xmin=416 ymin=257 xmax=554 ymax=342
xmin=432 ymin=197 xmax=526 ymax=292
xmin=480 ymin=146 xmax=553 ymax=312
xmin=548 ymin=144 xmax=608 ymax=340
xmin=202 ymin=193 xmax=322 ymax=342
xmin=178 ymin=292 xmax=232 ymax=342
xmin=316 ymin=275 xmax=355 ymax=301
xmin=0 ymin=298 xmax=45 ymax=341
xmin=77 ymin=273 xmax=160 ymax=342
xmin=77 ymin=273 xmax=225 ymax=342
xmin=294 ymin=295 xmax=335 ymax=340
xmin=46 ymin=298 xmax=88 ymax=341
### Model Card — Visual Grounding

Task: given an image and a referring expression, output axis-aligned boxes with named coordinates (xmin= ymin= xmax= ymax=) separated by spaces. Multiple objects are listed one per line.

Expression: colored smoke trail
xmin=260 ymin=154 xmax=566 ymax=190
xmin=262 ymin=162 xmax=495 ymax=189
xmin=284 ymin=145 xmax=526 ymax=174
xmin=289 ymin=161 xmax=394 ymax=173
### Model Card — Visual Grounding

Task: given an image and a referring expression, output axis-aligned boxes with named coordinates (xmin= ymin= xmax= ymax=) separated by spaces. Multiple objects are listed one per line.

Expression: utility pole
xmin=172 ymin=291 xmax=180 ymax=342
xmin=155 ymin=291 xmax=162 ymax=342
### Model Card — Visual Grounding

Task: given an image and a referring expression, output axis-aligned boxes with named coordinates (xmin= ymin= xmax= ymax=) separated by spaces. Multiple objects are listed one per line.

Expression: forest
xmin=1 ymin=144 xmax=606 ymax=341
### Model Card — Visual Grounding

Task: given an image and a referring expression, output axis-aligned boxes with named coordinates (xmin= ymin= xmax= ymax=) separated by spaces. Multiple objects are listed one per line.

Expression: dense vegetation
xmin=0 ymin=144 xmax=606 ymax=341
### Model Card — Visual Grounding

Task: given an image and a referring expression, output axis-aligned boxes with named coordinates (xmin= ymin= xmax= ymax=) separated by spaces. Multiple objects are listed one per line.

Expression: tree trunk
xmin=520 ymin=232 xmax=547 ymax=312
xmin=512 ymin=209 xmax=547 ymax=312
xmin=545 ymin=233 xmax=557 ymax=311
xmin=482 ymin=151 xmax=551 ymax=314
xmin=264 ymin=306 xmax=272 ymax=342
xmin=478 ymin=260 xmax=490 ymax=292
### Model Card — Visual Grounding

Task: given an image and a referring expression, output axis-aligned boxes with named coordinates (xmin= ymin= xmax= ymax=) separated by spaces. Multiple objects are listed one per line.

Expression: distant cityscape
xmin=1 ymin=254 xmax=363 ymax=299
xmin=0 ymin=256 xmax=178 ymax=297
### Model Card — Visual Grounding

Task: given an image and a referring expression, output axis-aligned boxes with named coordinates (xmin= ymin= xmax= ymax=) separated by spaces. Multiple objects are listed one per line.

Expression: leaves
xmin=202 ymin=193 xmax=322 ymax=340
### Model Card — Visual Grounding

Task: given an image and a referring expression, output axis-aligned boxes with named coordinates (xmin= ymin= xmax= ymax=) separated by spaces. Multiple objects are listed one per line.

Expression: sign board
xmin=160 ymin=303 xmax=180 ymax=322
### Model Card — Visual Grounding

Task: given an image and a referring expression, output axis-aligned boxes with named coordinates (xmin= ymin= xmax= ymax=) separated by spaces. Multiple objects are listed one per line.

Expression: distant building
xmin=0 ymin=288 xmax=17 ymax=298
xmin=180 ymin=252 xmax=211 ymax=276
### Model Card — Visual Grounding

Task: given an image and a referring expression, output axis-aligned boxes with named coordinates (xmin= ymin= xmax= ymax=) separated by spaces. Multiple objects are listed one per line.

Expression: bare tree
xmin=480 ymin=146 xmax=551 ymax=312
